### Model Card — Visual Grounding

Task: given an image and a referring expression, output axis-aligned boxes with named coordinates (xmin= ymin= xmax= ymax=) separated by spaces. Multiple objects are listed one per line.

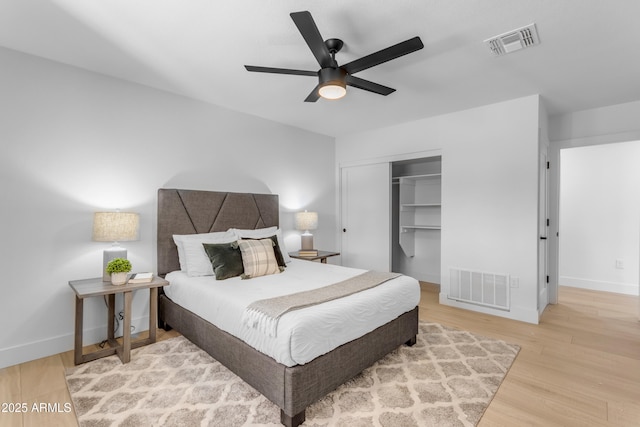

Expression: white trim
xmin=552 ymin=130 xmax=640 ymax=148
xmin=560 ymin=277 xmax=639 ymax=296
xmin=417 ymin=272 xmax=440 ymax=284
xmin=336 ymin=148 xmax=443 ymax=266
xmin=548 ymin=132 xmax=640 ymax=305
xmin=438 ymin=292 xmax=539 ymax=324
xmin=338 ymin=148 xmax=443 ymax=168
xmin=0 ymin=315 xmax=150 ymax=369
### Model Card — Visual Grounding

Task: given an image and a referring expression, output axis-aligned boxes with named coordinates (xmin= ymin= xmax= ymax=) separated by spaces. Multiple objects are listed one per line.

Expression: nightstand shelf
xmin=289 ymin=250 xmax=340 ymax=264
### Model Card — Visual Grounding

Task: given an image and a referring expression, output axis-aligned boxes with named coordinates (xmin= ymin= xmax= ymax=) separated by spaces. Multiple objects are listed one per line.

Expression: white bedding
xmin=164 ymin=259 xmax=420 ymax=367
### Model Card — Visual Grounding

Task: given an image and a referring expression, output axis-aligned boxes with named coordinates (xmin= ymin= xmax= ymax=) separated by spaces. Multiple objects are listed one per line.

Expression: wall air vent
xmin=484 ymin=23 xmax=540 ymax=56
xmin=449 ymin=268 xmax=510 ymax=310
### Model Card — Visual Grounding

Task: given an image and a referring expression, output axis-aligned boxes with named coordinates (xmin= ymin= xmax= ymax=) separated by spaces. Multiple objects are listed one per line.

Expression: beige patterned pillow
xmin=238 ymin=239 xmax=283 ymax=279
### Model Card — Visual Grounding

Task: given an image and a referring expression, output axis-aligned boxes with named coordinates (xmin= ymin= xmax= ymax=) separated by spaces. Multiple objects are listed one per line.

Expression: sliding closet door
xmin=340 ymin=163 xmax=391 ymax=271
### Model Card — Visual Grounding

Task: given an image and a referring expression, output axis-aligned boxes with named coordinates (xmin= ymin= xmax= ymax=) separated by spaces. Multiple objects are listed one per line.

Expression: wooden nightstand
xmin=68 ymin=276 xmax=168 ymax=365
xmin=289 ymin=250 xmax=340 ymax=264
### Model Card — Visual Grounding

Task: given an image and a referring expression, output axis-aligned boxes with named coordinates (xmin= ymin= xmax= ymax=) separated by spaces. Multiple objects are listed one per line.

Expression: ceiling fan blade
xmin=304 ymin=84 xmax=321 ymax=102
xmin=290 ymin=11 xmax=333 ymax=68
xmin=342 ymin=36 xmax=424 ymax=75
xmin=346 ymin=75 xmax=395 ymax=96
xmin=245 ymin=65 xmax=317 ymax=77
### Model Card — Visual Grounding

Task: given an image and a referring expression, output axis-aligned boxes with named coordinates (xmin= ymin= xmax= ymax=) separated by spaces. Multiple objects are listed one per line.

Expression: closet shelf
xmin=394 ymin=173 xmax=441 ymax=181
xmin=401 ymin=225 xmax=442 ymax=231
xmin=401 ymin=203 xmax=441 ymax=210
xmin=396 ymin=158 xmax=442 ymax=258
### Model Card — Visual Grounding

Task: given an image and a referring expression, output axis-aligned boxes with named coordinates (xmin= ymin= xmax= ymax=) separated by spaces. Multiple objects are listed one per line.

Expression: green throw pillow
xmin=202 ymin=242 xmax=244 ymax=280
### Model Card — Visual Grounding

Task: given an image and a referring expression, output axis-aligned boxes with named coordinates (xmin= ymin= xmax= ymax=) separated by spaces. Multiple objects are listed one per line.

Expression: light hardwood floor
xmin=420 ymin=284 xmax=640 ymax=426
xmin=1 ymin=286 xmax=638 ymax=426
xmin=0 ymin=328 xmax=180 ymax=427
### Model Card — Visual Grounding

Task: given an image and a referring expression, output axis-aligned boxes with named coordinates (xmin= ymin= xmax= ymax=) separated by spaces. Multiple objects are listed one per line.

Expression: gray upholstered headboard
xmin=157 ymin=189 xmax=279 ymax=277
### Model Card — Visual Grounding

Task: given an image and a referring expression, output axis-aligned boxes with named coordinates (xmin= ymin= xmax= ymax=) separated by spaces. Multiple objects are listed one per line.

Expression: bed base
xmin=159 ymin=294 xmax=418 ymax=427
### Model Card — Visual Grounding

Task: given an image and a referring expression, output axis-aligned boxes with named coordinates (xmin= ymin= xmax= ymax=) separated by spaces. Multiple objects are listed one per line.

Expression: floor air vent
xmin=449 ymin=268 xmax=510 ymax=310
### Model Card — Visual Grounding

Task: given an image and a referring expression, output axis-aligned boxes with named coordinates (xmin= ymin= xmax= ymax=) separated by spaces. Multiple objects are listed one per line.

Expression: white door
xmin=538 ymin=150 xmax=549 ymax=314
xmin=340 ymin=163 xmax=391 ymax=271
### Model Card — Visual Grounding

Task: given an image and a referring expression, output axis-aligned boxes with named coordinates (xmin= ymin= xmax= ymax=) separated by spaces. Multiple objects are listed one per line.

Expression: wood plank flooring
xmin=419 ymin=284 xmax=640 ymax=426
xmin=0 ymin=328 xmax=180 ymax=427
xmin=1 ymin=285 xmax=638 ymax=426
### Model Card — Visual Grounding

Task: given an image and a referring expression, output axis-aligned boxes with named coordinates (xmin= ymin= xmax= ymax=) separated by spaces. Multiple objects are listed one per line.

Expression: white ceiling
xmin=1 ymin=0 xmax=639 ymax=137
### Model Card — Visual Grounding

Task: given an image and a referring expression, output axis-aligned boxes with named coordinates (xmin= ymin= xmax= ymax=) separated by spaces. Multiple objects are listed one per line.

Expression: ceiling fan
xmin=245 ymin=11 xmax=424 ymax=102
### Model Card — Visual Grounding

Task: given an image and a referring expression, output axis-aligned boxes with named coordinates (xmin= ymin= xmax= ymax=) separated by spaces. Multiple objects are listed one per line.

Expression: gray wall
xmin=336 ymin=95 xmax=541 ymax=323
xmin=0 ymin=47 xmax=336 ymax=368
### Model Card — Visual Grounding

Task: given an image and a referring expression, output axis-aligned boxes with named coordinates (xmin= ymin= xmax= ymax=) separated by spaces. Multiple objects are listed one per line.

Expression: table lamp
xmin=92 ymin=211 xmax=140 ymax=281
xmin=295 ymin=211 xmax=318 ymax=250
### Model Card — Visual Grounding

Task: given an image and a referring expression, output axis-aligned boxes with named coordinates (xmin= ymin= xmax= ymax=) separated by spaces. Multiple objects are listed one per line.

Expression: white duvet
xmin=164 ymin=259 xmax=420 ymax=367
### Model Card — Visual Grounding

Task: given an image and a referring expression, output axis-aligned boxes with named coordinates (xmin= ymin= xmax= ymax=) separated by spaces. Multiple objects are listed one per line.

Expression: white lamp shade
xmin=92 ymin=212 xmax=140 ymax=242
xmin=295 ymin=211 xmax=318 ymax=231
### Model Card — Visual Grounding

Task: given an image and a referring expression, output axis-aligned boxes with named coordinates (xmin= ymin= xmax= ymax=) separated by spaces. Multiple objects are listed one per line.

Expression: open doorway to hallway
xmin=558 ymin=140 xmax=640 ymax=299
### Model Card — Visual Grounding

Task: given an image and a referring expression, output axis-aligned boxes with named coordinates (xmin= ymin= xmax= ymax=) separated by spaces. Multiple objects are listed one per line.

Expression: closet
xmin=340 ymin=153 xmax=441 ymax=282
xmin=391 ymin=156 xmax=441 ymax=283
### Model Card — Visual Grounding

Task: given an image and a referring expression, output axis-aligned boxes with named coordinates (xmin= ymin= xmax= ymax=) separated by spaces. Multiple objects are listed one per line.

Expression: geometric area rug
xmin=65 ymin=322 xmax=520 ymax=427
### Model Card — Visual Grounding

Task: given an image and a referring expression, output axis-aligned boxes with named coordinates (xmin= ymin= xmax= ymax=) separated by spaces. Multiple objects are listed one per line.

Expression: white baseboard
xmin=416 ymin=273 xmax=440 ymax=285
xmin=560 ymin=276 xmax=639 ymax=296
xmin=0 ymin=315 xmax=150 ymax=370
xmin=438 ymin=292 xmax=540 ymax=324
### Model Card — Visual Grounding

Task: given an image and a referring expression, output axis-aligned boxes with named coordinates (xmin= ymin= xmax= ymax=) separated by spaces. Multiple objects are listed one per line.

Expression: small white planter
xmin=110 ymin=272 xmax=128 ymax=286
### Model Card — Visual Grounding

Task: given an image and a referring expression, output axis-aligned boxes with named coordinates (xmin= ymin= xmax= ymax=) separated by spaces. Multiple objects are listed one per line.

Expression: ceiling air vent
xmin=484 ymin=23 xmax=540 ymax=56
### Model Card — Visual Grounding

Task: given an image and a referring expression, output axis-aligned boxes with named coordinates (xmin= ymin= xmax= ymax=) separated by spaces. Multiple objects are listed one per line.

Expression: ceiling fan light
xmin=318 ymin=67 xmax=347 ymax=100
xmin=319 ymin=83 xmax=346 ymax=100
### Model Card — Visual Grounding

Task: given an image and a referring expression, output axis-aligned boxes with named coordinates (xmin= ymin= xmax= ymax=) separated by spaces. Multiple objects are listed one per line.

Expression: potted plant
xmin=106 ymin=258 xmax=132 ymax=285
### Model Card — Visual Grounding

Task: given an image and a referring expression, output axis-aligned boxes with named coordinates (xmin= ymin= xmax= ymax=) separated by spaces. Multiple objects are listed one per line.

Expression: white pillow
xmin=173 ymin=230 xmax=237 ymax=276
xmin=230 ymin=227 xmax=291 ymax=263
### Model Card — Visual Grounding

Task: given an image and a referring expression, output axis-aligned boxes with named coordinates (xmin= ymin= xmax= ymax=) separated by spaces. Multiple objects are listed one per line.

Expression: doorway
xmin=557 ymin=140 xmax=640 ymax=297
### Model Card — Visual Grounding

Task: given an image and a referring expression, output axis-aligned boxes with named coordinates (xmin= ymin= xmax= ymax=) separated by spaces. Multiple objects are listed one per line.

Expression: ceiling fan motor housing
xmin=319 ymin=67 xmax=347 ymax=86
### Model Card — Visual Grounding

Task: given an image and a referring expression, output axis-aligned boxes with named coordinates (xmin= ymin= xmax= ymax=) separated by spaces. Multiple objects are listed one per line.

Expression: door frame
xmin=547 ymin=130 xmax=640 ymax=304
xmin=538 ymin=147 xmax=549 ymax=313
xmin=337 ymin=149 xmax=443 ymax=268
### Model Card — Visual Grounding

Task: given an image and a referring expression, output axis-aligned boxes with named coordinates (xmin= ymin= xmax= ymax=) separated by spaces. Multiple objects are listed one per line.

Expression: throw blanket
xmin=242 ymin=271 xmax=401 ymax=337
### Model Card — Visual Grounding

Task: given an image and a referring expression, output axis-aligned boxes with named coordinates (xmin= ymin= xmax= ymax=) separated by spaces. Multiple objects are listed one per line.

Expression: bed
xmin=156 ymin=188 xmax=419 ymax=426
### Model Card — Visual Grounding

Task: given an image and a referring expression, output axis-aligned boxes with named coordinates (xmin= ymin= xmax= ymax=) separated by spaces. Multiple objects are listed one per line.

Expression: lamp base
xmin=103 ymin=247 xmax=127 ymax=282
xmin=301 ymin=234 xmax=314 ymax=251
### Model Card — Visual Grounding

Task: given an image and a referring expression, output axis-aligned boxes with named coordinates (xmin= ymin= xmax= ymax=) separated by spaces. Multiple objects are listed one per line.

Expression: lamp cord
xmin=99 ymin=295 xmax=136 ymax=348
